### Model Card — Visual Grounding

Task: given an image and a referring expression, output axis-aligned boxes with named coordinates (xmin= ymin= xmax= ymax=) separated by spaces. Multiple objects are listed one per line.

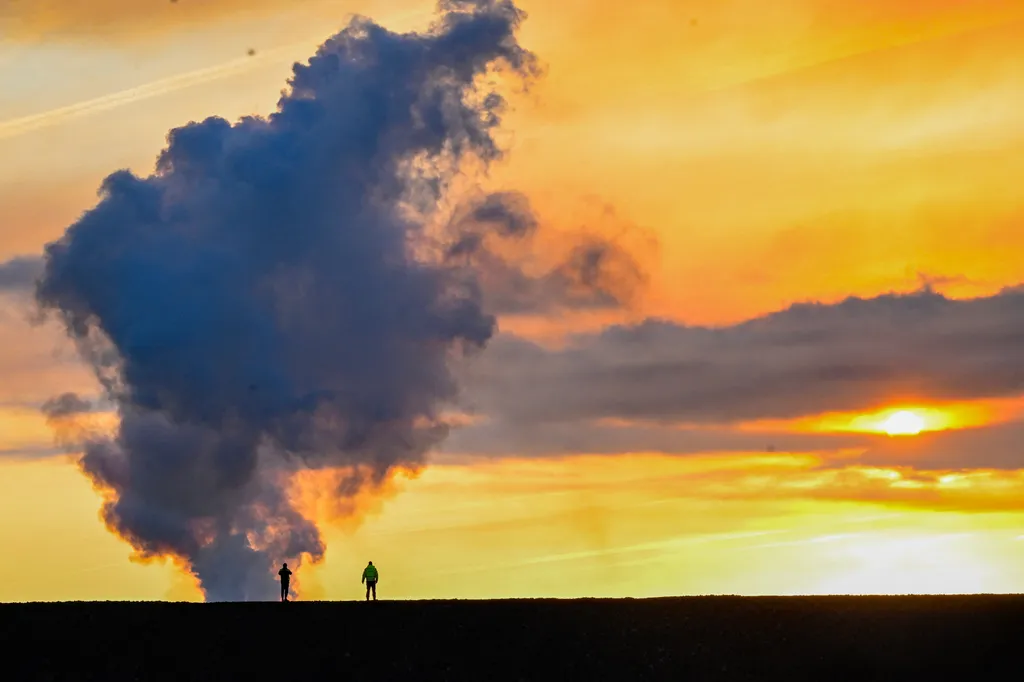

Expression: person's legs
xmin=365 ymin=582 xmax=370 ymax=601
xmin=282 ymin=582 xmax=289 ymax=601
xmin=371 ymin=581 xmax=377 ymax=601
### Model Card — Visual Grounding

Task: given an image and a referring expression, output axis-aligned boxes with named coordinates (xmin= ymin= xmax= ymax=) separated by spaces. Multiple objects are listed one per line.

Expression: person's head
xmin=368 ymin=561 xmax=373 ymax=566
xmin=282 ymin=563 xmax=288 ymax=568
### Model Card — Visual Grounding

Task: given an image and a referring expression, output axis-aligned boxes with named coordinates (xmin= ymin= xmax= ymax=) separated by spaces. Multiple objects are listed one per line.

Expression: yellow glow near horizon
xmin=741 ymin=399 xmax=995 ymax=436
xmin=842 ymin=406 xmax=956 ymax=435
xmin=3 ymin=452 xmax=1024 ymax=600
xmin=739 ymin=398 xmax=1021 ymax=437
xmin=882 ymin=410 xmax=926 ymax=437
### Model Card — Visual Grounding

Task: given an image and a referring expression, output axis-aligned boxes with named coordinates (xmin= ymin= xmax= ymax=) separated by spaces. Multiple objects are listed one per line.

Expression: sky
xmin=2 ymin=0 xmax=1024 ymax=601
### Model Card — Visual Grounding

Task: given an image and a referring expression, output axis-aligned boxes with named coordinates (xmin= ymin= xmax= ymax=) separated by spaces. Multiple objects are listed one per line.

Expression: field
xmin=3 ymin=596 xmax=1023 ymax=680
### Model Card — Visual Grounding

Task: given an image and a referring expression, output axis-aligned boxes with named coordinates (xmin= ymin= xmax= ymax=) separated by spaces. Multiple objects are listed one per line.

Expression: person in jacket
xmin=362 ymin=561 xmax=379 ymax=601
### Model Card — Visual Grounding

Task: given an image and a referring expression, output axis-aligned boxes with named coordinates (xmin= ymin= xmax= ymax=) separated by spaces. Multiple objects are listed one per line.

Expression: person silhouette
xmin=362 ymin=561 xmax=378 ymax=601
xmin=278 ymin=563 xmax=292 ymax=602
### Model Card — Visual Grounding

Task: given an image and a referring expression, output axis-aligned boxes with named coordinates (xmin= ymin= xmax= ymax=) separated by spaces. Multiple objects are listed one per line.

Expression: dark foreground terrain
xmin=4 ymin=596 xmax=1024 ymax=681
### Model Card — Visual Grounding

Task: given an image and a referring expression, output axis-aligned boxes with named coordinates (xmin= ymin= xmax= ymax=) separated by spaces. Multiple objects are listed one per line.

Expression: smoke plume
xmin=33 ymin=0 xmax=557 ymax=601
xmin=444 ymin=192 xmax=646 ymax=314
xmin=0 ymin=256 xmax=43 ymax=293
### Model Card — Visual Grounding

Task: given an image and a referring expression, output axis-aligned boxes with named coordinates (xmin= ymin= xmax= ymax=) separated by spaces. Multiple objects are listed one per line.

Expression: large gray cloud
xmin=463 ymin=286 xmax=1024 ymax=428
xmin=33 ymin=0 xmax=600 ymax=602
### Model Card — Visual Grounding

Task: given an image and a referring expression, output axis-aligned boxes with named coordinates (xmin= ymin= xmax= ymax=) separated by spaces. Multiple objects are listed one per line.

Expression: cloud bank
xmin=467 ymin=286 xmax=1024 ymax=429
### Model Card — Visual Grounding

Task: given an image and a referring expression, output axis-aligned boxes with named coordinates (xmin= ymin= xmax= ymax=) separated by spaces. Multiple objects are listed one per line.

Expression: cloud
xmin=444 ymin=192 xmax=647 ymax=315
xmin=712 ymin=462 xmax=1024 ymax=514
xmin=0 ymin=445 xmax=69 ymax=460
xmin=442 ymin=417 xmax=870 ymax=458
xmin=34 ymin=0 xmax=545 ymax=602
xmin=40 ymin=392 xmax=95 ymax=419
xmin=463 ymin=286 xmax=1024 ymax=428
xmin=0 ymin=256 xmax=42 ymax=292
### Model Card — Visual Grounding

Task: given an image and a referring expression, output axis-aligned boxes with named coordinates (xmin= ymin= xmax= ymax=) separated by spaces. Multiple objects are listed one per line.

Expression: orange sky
xmin=2 ymin=0 xmax=1024 ymax=602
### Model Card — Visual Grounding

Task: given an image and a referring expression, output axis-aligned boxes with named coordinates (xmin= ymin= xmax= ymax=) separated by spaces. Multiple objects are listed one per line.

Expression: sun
xmin=882 ymin=410 xmax=925 ymax=436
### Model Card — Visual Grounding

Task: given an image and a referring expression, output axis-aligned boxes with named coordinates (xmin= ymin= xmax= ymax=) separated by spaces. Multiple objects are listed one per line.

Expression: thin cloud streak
xmin=0 ymin=41 xmax=312 ymax=141
xmin=692 ymin=14 xmax=1024 ymax=101
xmin=429 ymin=529 xmax=789 ymax=577
xmin=0 ymin=6 xmax=441 ymax=141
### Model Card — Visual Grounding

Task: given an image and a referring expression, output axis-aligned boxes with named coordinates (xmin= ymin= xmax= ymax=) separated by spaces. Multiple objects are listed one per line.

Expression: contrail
xmin=0 ymin=7 xmax=436 ymax=142
xmin=700 ymin=14 xmax=1024 ymax=100
xmin=429 ymin=529 xmax=789 ymax=577
xmin=0 ymin=41 xmax=313 ymax=141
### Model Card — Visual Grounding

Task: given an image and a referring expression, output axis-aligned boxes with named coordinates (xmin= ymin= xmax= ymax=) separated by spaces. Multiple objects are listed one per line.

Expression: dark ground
xmin=3 ymin=596 xmax=1024 ymax=681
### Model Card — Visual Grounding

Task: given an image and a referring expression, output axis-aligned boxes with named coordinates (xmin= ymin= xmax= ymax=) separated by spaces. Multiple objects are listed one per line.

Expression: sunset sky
xmin=3 ymin=0 xmax=1024 ymax=602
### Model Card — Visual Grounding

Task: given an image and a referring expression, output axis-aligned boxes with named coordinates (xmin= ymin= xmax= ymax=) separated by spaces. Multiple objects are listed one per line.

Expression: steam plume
xmin=34 ymin=0 xmax=543 ymax=601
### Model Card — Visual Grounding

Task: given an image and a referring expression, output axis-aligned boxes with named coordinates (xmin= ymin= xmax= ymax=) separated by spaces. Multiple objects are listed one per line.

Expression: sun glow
xmin=882 ymin=410 xmax=926 ymax=436
xmin=743 ymin=397 xmax=1024 ymax=437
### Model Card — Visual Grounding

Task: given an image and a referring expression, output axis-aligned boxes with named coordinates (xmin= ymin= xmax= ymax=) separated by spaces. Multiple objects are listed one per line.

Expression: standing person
xmin=362 ymin=561 xmax=378 ymax=601
xmin=279 ymin=563 xmax=292 ymax=602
